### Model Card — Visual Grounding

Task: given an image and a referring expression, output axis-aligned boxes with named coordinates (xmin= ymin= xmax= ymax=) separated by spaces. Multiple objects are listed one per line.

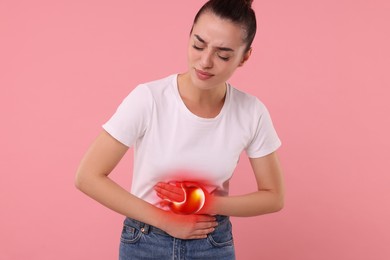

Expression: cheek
xmin=188 ymin=50 xmax=200 ymax=64
xmin=187 ymin=46 xmax=198 ymax=62
xmin=217 ymin=63 xmax=238 ymax=78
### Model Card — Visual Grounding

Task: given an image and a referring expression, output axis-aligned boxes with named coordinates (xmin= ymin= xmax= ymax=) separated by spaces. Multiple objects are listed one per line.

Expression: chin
xmin=190 ymin=70 xmax=220 ymax=90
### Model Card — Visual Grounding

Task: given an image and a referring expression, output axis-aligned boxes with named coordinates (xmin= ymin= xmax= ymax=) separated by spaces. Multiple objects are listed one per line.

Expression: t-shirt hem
xmin=102 ymin=124 xmax=131 ymax=147
xmin=246 ymin=141 xmax=282 ymax=158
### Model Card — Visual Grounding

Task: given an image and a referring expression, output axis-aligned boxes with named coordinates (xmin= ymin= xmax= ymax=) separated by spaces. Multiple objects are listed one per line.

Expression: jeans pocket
xmin=208 ymin=233 xmax=234 ymax=248
xmin=120 ymin=224 xmax=143 ymax=244
xmin=207 ymin=218 xmax=234 ymax=248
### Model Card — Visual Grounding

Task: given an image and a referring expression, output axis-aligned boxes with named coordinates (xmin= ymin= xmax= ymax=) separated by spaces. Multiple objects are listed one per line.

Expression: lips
xmin=195 ymin=68 xmax=214 ymax=80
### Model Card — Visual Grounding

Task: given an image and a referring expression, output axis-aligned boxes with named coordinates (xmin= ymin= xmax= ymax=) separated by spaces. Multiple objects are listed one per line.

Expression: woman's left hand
xmin=154 ymin=181 xmax=214 ymax=215
xmin=154 ymin=182 xmax=185 ymax=203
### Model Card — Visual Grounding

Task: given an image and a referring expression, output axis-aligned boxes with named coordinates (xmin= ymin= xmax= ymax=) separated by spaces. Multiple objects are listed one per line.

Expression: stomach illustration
xmin=165 ymin=182 xmax=206 ymax=215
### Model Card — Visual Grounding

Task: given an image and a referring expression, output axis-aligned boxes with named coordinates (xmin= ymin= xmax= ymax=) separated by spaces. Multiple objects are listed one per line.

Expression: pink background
xmin=1 ymin=0 xmax=389 ymax=259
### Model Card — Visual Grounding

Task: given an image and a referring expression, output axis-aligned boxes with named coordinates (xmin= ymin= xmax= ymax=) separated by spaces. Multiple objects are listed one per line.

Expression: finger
xmin=195 ymin=215 xmax=217 ymax=222
xmin=195 ymin=221 xmax=218 ymax=230
xmin=155 ymin=188 xmax=183 ymax=202
xmin=188 ymin=227 xmax=216 ymax=239
xmin=154 ymin=184 xmax=185 ymax=202
xmin=158 ymin=182 xmax=185 ymax=196
xmin=155 ymin=192 xmax=176 ymax=205
xmin=168 ymin=181 xmax=182 ymax=187
xmin=156 ymin=200 xmax=171 ymax=207
xmin=193 ymin=218 xmax=219 ymax=232
xmin=155 ymin=192 xmax=168 ymax=200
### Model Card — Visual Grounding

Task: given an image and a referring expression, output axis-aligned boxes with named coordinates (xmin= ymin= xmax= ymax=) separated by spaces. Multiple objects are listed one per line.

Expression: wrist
xmin=201 ymin=194 xmax=221 ymax=215
xmin=151 ymin=209 xmax=173 ymax=230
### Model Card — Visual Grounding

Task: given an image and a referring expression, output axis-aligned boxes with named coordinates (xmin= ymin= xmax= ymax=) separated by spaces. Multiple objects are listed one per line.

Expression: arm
xmin=75 ymin=130 xmax=217 ymax=239
xmin=211 ymin=152 xmax=284 ymax=217
xmin=155 ymin=151 xmax=284 ymax=217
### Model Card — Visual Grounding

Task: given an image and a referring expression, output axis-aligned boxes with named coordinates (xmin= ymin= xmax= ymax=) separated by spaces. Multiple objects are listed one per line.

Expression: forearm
xmin=211 ymin=190 xmax=284 ymax=217
xmin=74 ymin=131 xmax=219 ymax=238
xmin=75 ymin=174 xmax=219 ymax=239
xmin=75 ymin=174 xmax=167 ymax=227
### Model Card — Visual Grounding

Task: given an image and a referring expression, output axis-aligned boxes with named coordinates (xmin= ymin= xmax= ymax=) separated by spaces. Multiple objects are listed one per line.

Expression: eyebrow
xmin=194 ymin=34 xmax=234 ymax=52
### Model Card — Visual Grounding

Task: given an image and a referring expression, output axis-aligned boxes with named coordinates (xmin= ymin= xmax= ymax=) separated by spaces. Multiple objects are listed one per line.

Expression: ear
xmin=239 ymin=47 xmax=252 ymax=67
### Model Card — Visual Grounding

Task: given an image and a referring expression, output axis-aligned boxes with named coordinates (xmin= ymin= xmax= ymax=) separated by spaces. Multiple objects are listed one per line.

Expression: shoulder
xmin=125 ymin=74 xmax=176 ymax=103
xmin=140 ymin=74 xmax=176 ymax=93
xmin=135 ymin=74 xmax=177 ymax=107
xmin=229 ymin=84 xmax=267 ymax=115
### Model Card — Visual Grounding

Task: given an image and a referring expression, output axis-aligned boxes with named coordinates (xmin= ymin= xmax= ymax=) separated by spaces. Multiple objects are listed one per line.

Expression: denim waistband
xmin=123 ymin=215 xmax=229 ymax=237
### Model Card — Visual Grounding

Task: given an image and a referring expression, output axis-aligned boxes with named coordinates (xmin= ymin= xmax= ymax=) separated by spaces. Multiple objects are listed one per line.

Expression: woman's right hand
xmin=159 ymin=212 xmax=218 ymax=240
xmin=76 ymin=130 xmax=218 ymax=240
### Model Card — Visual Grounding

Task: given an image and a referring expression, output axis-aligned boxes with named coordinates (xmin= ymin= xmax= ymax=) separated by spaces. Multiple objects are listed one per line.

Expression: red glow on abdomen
xmin=169 ymin=182 xmax=205 ymax=215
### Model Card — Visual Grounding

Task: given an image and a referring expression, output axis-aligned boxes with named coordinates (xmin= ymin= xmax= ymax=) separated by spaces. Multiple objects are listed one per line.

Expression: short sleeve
xmin=245 ymin=101 xmax=281 ymax=158
xmin=102 ymin=84 xmax=154 ymax=147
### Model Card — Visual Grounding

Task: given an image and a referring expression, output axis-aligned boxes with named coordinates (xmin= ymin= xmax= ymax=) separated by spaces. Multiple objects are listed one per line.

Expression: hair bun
xmin=244 ymin=0 xmax=254 ymax=7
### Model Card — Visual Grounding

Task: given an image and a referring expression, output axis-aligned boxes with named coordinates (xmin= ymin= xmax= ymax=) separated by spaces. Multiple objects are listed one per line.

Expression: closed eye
xmin=192 ymin=44 xmax=204 ymax=51
xmin=193 ymin=44 xmax=230 ymax=61
xmin=218 ymin=55 xmax=230 ymax=61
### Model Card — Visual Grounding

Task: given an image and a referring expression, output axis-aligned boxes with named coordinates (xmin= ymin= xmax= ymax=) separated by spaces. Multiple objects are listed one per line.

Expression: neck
xmin=177 ymin=73 xmax=227 ymax=118
xmin=178 ymin=73 xmax=226 ymax=105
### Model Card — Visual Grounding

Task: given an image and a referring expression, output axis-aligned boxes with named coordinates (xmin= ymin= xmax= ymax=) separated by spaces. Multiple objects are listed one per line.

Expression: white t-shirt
xmin=103 ymin=74 xmax=281 ymax=208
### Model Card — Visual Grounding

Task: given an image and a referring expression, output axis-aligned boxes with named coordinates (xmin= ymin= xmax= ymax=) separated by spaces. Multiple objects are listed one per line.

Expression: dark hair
xmin=192 ymin=0 xmax=257 ymax=52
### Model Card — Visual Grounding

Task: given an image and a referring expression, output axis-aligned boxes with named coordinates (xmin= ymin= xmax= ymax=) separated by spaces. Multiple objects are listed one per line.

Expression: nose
xmin=200 ymin=49 xmax=213 ymax=69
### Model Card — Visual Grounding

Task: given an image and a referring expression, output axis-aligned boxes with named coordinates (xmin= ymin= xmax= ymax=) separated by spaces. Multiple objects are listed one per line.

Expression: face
xmin=187 ymin=12 xmax=251 ymax=90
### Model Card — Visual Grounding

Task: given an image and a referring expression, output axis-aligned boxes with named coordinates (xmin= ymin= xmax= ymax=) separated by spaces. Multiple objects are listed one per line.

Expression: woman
xmin=75 ymin=0 xmax=284 ymax=259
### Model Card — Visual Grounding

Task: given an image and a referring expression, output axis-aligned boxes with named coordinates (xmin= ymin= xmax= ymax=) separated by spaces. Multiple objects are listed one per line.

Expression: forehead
xmin=191 ymin=12 xmax=246 ymax=49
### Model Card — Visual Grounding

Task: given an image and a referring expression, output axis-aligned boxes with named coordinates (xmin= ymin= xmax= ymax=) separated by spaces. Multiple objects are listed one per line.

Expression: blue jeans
xmin=119 ymin=215 xmax=235 ymax=259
